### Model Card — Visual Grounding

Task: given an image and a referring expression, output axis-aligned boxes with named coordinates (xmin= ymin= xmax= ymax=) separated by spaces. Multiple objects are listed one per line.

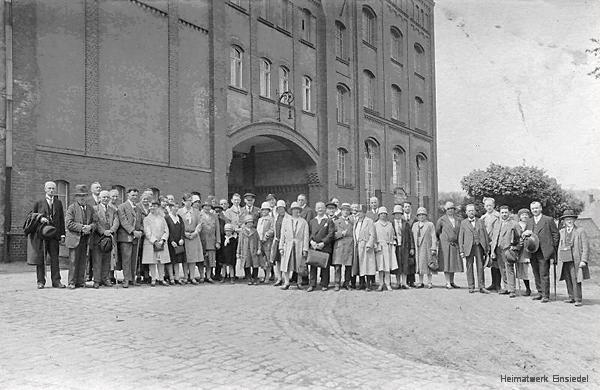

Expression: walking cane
xmin=553 ymin=259 xmax=557 ymax=301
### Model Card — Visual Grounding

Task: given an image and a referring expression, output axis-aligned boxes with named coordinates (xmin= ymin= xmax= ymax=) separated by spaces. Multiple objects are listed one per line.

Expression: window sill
xmin=276 ymin=25 xmax=292 ymax=36
xmin=363 ymin=107 xmax=380 ymax=117
xmin=228 ymin=85 xmax=248 ymax=95
xmin=390 ymin=118 xmax=406 ymax=127
xmin=415 ymin=72 xmax=425 ymax=80
xmin=337 ymin=121 xmax=350 ymax=128
xmin=362 ymin=40 xmax=377 ymax=50
xmin=336 ymin=56 xmax=350 ymax=65
xmin=227 ymin=2 xmax=248 ymax=15
xmin=300 ymin=39 xmax=315 ymax=49
xmin=257 ymin=17 xmax=274 ymax=28
xmin=302 ymin=110 xmax=315 ymax=117
xmin=258 ymin=95 xmax=276 ymax=104
xmin=336 ymin=183 xmax=355 ymax=190
xmin=391 ymin=58 xmax=404 ymax=67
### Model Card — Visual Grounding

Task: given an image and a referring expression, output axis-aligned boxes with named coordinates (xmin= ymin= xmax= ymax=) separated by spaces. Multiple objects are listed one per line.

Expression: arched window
xmin=336 ymin=84 xmax=349 ymax=124
xmin=364 ymin=139 xmax=380 ymax=200
xmin=111 ymin=185 xmax=125 ymax=204
xmin=259 ymin=58 xmax=271 ymax=98
xmin=55 ymin=180 xmax=69 ymax=209
xmin=391 ymin=147 xmax=405 ymax=190
xmin=390 ymin=27 xmax=403 ymax=62
xmin=301 ymin=8 xmax=313 ymax=42
xmin=416 ymin=153 xmax=429 ymax=205
xmin=302 ymin=76 xmax=312 ymax=111
xmin=362 ymin=6 xmax=376 ymax=46
xmin=335 ymin=21 xmax=347 ymax=59
xmin=336 ymin=148 xmax=348 ymax=186
xmin=363 ymin=70 xmax=376 ymax=110
xmin=279 ymin=66 xmax=289 ymax=103
xmin=414 ymin=43 xmax=425 ymax=73
xmin=391 ymin=84 xmax=402 ymax=120
xmin=230 ymin=45 xmax=244 ymax=88
xmin=415 ymin=96 xmax=424 ymax=128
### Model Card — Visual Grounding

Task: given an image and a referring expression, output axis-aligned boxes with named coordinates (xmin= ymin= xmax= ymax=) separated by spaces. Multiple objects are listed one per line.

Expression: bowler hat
xmin=523 ymin=233 xmax=540 ymax=253
xmin=243 ymin=215 xmax=254 ymax=224
xmin=559 ymin=209 xmax=578 ymax=220
xmin=73 ymin=184 xmax=88 ymax=197
xmin=392 ymin=205 xmax=404 ymax=214
xmin=99 ymin=235 xmax=113 ymax=253
xmin=213 ymin=204 xmax=224 ymax=211
xmin=243 ymin=193 xmax=256 ymax=199
xmin=40 ymin=225 xmax=57 ymax=239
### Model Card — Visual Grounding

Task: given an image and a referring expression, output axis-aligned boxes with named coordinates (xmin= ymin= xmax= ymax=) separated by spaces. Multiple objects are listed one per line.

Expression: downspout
xmin=3 ymin=0 xmax=12 ymax=262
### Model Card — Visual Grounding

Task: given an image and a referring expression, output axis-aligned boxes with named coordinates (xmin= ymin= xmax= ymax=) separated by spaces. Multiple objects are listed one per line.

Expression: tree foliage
xmin=460 ymin=163 xmax=584 ymax=218
xmin=587 ymin=38 xmax=600 ymax=80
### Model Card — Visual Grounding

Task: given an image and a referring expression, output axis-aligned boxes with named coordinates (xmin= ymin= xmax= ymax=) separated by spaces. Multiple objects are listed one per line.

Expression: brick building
xmin=0 ymin=0 xmax=437 ymax=261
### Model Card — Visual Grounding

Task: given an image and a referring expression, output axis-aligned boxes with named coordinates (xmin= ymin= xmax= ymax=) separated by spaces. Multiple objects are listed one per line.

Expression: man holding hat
xmin=31 ymin=181 xmax=66 ymax=288
xmin=65 ymin=184 xmax=98 ymax=289
xmin=332 ymin=203 xmax=354 ymax=290
xmin=279 ymin=202 xmax=310 ymax=289
xmin=307 ymin=202 xmax=336 ymax=291
xmin=199 ymin=201 xmax=221 ymax=282
xmin=89 ymin=190 xmax=120 ymax=288
xmin=392 ymin=204 xmax=415 ymax=289
xmin=436 ymin=201 xmax=462 ymax=289
xmin=556 ymin=210 xmax=590 ymax=306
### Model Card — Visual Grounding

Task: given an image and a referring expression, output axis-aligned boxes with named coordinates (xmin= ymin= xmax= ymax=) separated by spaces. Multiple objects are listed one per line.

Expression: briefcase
xmin=306 ymin=249 xmax=329 ymax=268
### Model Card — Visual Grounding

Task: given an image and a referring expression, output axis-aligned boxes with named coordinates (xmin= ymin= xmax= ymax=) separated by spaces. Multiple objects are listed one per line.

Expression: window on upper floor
xmin=337 ymin=148 xmax=348 ymax=187
xmin=362 ymin=6 xmax=376 ymax=46
xmin=415 ymin=96 xmax=424 ymax=127
xmin=302 ymin=76 xmax=312 ymax=111
xmin=278 ymin=0 xmax=289 ymax=29
xmin=336 ymin=84 xmax=350 ymax=124
xmin=414 ymin=43 xmax=425 ymax=74
xmin=335 ymin=20 xmax=347 ymax=59
xmin=390 ymin=27 xmax=403 ymax=63
xmin=363 ymin=70 xmax=376 ymax=110
xmin=364 ymin=139 xmax=380 ymax=200
xmin=258 ymin=0 xmax=271 ymax=21
xmin=391 ymin=84 xmax=402 ymax=120
xmin=301 ymin=8 xmax=314 ymax=43
xmin=259 ymin=58 xmax=272 ymax=98
xmin=416 ymin=153 xmax=429 ymax=204
xmin=279 ymin=66 xmax=290 ymax=103
xmin=391 ymin=147 xmax=406 ymax=190
xmin=230 ymin=45 xmax=244 ymax=88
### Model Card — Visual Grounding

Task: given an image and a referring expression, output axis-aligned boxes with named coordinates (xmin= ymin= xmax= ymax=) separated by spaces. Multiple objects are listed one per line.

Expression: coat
xmin=332 ymin=216 xmax=354 ymax=266
xmin=526 ymin=214 xmax=559 ymax=261
xmin=224 ymin=206 xmax=242 ymax=231
xmin=392 ymin=217 xmax=415 ymax=274
xmin=353 ymin=217 xmax=376 ymax=276
xmin=117 ymin=201 xmax=139 ymax=243
xmin=90 ymin=204 xmax=119 ymax=248
xmin=65 ymin=203 xmax=98 ymax=249
xmin=270 ymin=212 xmax=291 ymax=263
xmin=299 ymin=206 xmax=315 ymax=221
xmin=240 ymin=206 xmax=261 ymax=225
xmin=32 ymin=197 xmax=65 ymax=239
xmin=436 ymin=215 xmax=463 ymax=273
xmin=177 ymin=207 xmax=204 ymax=262
xmin=257 ymin=215 xmax=274 ymax=263
xmin=165 ymin=213 xmax=186 ymax=264
xmin=374 ymin=220 xmax=398 ymax=272
xmin=141 ymin=213 xmax=171 ymax=264
xmin=412 ymin=220 xmax=437 ymax=275
xmin=220 ymin=235 xmax=238 ymax=266
xmin=199 ymin=210 xmax=221 ymax=251
xmin=237 ymin=226 xmax=261 ymax=268
xmin=556 ymin=226 xmax=590 ymax=283
xmin=25 ymin=212 xmax=46 ymax=265
xmin=279 ymin=216 xmax=310 ymax=273
xmin=491 ymin=219 xmax=519 ymax=253
xmin=458 ymin=218 xmax=489 ymax=257
xmin=309 ymin=216 xmax=335 ymax=254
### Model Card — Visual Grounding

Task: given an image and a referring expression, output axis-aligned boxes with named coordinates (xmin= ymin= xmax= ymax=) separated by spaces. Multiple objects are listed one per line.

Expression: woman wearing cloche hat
xmin=411 ymin=207 xmax=438 ymax=289
xmin=515 ymin=208 xmax=533 ymax=296
xmin=373 ymin=207 xmax=399 ymax=291
xmin=556 ymin=209 xmax=590 ymax=306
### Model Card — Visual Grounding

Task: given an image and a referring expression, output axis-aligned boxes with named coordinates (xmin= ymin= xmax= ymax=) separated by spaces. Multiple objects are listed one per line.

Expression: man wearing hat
xmin=214 ymin=202 xmax=228 ymax=281
xmin=199 ymin=201 xmax=221 ymax=282
xmin=392 ymin=204 xmax=415 ymax=289
xmin=332 ymin=203 xmax=354 ymax=290
xmin=525 ymin=201 xmax=560 ymax=303
xmin=89 ymin=190 xmax=120 ymax=288
xmin=270 ymin=200 xmax=291 ymax=286
xmin=307 ymin=202 xmax=336 ymax=291
xmin=117 ymin=188 xmax=143 ymax=288
xmin=458 ymin=204 xmax=490 ymax=294
xmin=256 ymin=202 xmax=275 ymax=283
xmin=401 ymin=201 xmax=417 ymax=287
xmin=556 ymin=210 xmax=590 ymax=306
xmin=65 ymin=184 xmax=98 ymax=289
xmin=279 ymin=202 xmax=310 ymax=289
xmin=436 ymin=201 xmax=462 ymax=289
xmin=31 ymin=181 xmax=67 ymax=288
xmin=240 ymin=193 xmax=260 ymax=225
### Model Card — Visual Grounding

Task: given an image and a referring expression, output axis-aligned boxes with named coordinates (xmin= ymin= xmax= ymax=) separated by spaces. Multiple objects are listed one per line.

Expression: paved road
xmin=0 ymin=269 xmax=598 ymax=389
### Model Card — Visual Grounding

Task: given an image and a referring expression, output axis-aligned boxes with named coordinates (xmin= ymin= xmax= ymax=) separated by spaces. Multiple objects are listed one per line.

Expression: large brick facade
xmin=0 ymin=0 xmax=437 ymax=261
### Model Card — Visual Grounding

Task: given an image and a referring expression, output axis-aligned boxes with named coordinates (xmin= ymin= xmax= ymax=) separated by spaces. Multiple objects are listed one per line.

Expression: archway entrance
xmin=228 ymin=135 xmax=317 ymax=207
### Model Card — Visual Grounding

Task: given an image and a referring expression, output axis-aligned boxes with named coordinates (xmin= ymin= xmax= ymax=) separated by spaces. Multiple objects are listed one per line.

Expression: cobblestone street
xmin=1 ymin=268 xmax=598 ymax=389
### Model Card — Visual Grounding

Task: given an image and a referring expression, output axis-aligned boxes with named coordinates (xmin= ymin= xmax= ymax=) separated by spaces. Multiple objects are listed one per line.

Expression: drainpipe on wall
xmin=3 ymin=0 xmax=13 ymax=262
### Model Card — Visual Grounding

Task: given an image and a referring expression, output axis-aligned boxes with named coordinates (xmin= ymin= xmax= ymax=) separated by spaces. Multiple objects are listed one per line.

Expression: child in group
xmin=237 ymin=215 xmax=261 ymax=285
xmin=220 ymin=223 xmax=238 ymax=283
xmin=256 ymin=202 xmax=274 ymax=283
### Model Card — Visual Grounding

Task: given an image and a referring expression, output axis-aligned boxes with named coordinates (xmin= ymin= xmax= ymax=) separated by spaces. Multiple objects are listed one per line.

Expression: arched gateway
xmin=227 ymin=122 xmax=321 ymax=206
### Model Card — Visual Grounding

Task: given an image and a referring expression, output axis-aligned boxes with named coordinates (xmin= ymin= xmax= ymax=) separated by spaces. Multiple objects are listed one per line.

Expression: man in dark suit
xmin=526 ymin=201 xmax=560 ymax=303
xmin=392 ymin=204 xmax=415 ymax=289
xmin=65 ymin=185 xmax=98 ymax=289
xmin=31 ymin=181 xmax=66 ymax=288
xmin=117 ymin=188 xmax=143 ymax=288
xmin=297 ymin=194 xmax=315 ymax=221
xmin=402 ymin=201 xmax=417 ymax=287
xmin=240 ymin=193 xmax=261 ymax=222
xmin=85 ymin=181 xmax=102 ymax=282
xmin=307 ymin=202 xmax=335 ymax=292
xmin=458 ymin=204 xmax=490 ymax=294
xmin=89 ymin=190 xmax=119 ymax=288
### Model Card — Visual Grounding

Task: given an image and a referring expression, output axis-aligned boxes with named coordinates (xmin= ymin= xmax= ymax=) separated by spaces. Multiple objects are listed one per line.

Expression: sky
xmin=434 ymin=0 xmax=600 ymax=192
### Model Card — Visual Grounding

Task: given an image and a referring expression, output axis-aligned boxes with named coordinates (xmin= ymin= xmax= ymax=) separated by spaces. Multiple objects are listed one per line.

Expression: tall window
xmin=230 ymin=46 xmax=243 ymax=88
xmin=337 ymin=148 xmax=347 ymax=186
xmin=259 ymin=58 xmax=271 ymax=98
xmin=391 ymin=84 xmax=402 ymax=120
xmin=111 ymin=185 xmax=125 ymax=204
xmin=390 ymin=27 xmax=403 ymax=62
xmin=335 ymin=21 xmax=346 ymax=59
xmin=55 ymin=180 xmax=69 ymax=209
xmin=362 ymin=6 xmax=376 ymax=46
xmin=414 ymin=43 xmax=425 ymax=74
xmin=302 ymin=76 xmax=312 ymax=111
xmin=364 ymin=139 xmax=379 ymax=200
xmin=363 ymin=70 xmax=376 ymax=110
xmin=415 ymin=96 xmax=424 ymax=127
xmin=336 ymin=84 xmax=349 ymax=124
xmin=279 ymin=0 xmax=289 ymax=29
xmin=258 ymin=0 xmax=270 ymax=20
xmin=391 ymin=147 xmax=405 ymax=189
xmin=416 ymin=153 xmax=429 ymax=204
xmin=301 ymin=9 xmax=313 ymax=42
xmin=279 ymin=66 xmax=289 ymax=102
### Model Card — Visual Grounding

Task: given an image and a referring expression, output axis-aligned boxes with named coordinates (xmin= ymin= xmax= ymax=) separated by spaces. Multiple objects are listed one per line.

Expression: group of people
xmin=26 ymin=182 xmax=591 ymax=305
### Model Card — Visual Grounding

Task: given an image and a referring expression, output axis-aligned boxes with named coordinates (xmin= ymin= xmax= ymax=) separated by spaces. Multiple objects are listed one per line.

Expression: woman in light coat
xmin=353 ymin=205 xmax=377 ymax=291
xmin=279 ymin=202 xmax=310 ymax=290
xmin=374 ymin=207 xmax=398 ymax=291
xmin=332 ymin=203 xmax=354 ymax=291
xmin=177 ymin=193 xmax=204 ymax=285
xmin=142 ymin=200 xmax=171 ymax=286
xmin=412 ymin=207 xmax=438 ymax=289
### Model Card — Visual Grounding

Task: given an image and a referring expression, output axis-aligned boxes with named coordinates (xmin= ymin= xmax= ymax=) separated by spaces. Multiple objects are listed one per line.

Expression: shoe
xmin=408 ymin=282 xmax=415 ymax=288
xmin=190 ymin=279 xmax=199 ymax=285
xmin=150 ymin=281 xmax=156 ymax=287
xmin=498 ymin=289 xmax=509 ymax=295
xmin=376 ymin=284 xmax=384 ymax=292
xmin=469 ymin=289 xmax=476 ymax=293
xmin=450 ymin=283 xmax=460 ymax=289
xmin=75 ymin=284 xmax=86 ymax=288
xmin=122 ymin=280 xmax=129 ymax=288
xmin=68 ymin=284 xmax=76 ymax=289
xmin=230 ymin=278 xmax=235 ymax=284
xmin=486 ymin=284 xmax=497 ymax=291
xmin=103 ymin=280 xmax=113 ymax=287
xmin=205 ymin=278 xmax=214 ymax=284
xmin=416 ymin=283 xmax=424 ymax=289
xmin=306 ymin=286 xmax=314 ymax=292
xmin=296 ymin=283 xmax=303 ymax=290
xmin=358 ymin=284 xmax=366 ymax=290
xmin=574 ymin=302 xmax=582 ymax=307
xmin=479 ymin=288 xmax=490 ymax=294
xmin=401 ymin=285 xmax=409 ymax=290
xmin=248 ymin=280 xmax=254 ymax=285
xmin=446 ymin=284 xmax=452 ymax=290
xmin=334 ymin=285 xmax=340 ymax=291
xmin=52 ymin=283 xmax=66 ymax=288
xmin=564 ymin=299 xmax=575 ymax=303
xmin=509 ymin=292 xmax=516 ymax=298
xmin=160 ymin=280 xmax=169 ymax=286
xmin=541 ymin=297 xmax=550 ymax=303
xmin=532 ymin=294 xmax=542 ymax=300
xmin=93 ymin=282 xmax=100 ymax=289
xmin=37 ymin=283 xmax=45 ymax=289
xmin=524 ymin=289 xmax=531 ymax=296
xmin=343 ymin=284 xmax=350 ymax=291
xmin=427 ymin=283 xmax=433 ymax=289
xmin=280 ymin=284 xmax=290 ymax=290
xmin=321 ymin=286 xmax=328 ymax=291
xmin=259 ymin=278 xmax=265 ymax=284
xmin=273 ymin=280 xmax=283 ymax=287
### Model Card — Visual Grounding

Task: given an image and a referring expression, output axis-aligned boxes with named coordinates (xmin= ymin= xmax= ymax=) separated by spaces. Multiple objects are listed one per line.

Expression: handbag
xmin=306 ymin=249 xmax=329 ymax=268
xmin=153 ymin=240 xmax=165 ymax=252
xmin=173 ymin=244 xmax=185 ymax=255
xmin=428 ymin=252 xmax=439 ymax=271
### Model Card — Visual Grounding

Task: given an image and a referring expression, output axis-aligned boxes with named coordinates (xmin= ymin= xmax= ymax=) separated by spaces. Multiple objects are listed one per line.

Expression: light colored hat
xmin=444 ymin=201 xmax=456 ymax=210
xmin=73 ymin=184 xmax=89 ymax=197
xmin=377 ymin=207 xmax=388 ymax=215
xmin=290 ymin=202 xmax=302 ymax=211
xmin=340 ymin=203 xmax=351 ymax=210
xmin=243 ymin=215 xmax=254 ymax=224
xmin=392 ymin=205 xmax=404 ymax=214
xmin=276 ymin=200 xmax=286 ymax=209
xmin=416 ymin=207 xmax=427 ymax=216
xmin=191 ymin=194 xmax=201 ymax=203
xmin=260 ymin=202 xmax=272 ymax=210
xmin=224 ymin=223 xmax=235 ymax=231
